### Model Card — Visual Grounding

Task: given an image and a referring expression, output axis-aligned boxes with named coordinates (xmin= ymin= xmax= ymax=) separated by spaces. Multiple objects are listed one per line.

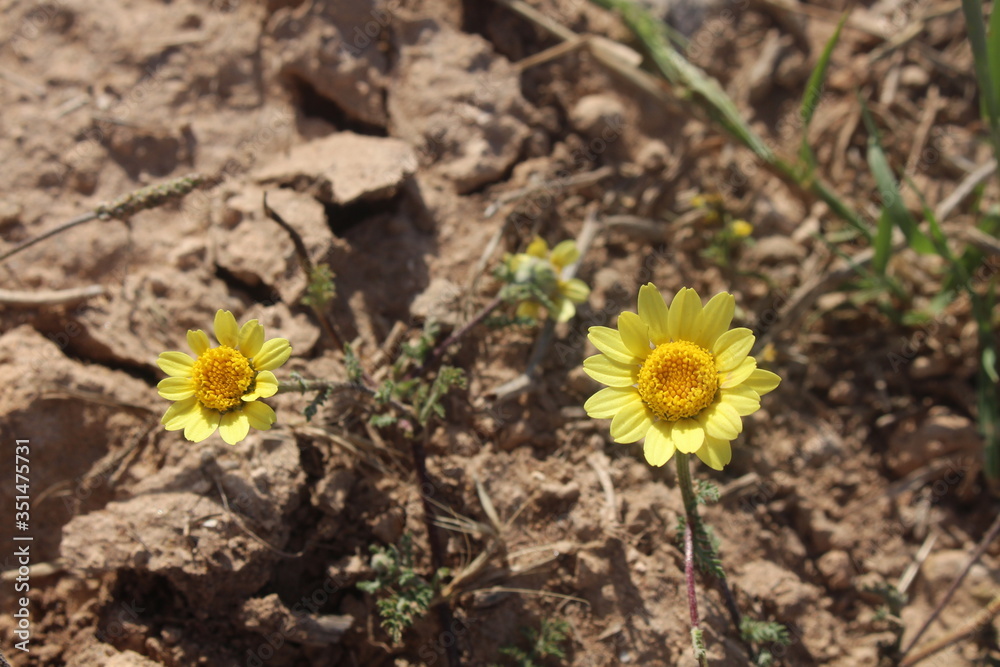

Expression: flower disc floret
xmin=190 ymin=346 xmax=255 ymax=412
xmin=637 ymin=341 xmax=719 ymax=421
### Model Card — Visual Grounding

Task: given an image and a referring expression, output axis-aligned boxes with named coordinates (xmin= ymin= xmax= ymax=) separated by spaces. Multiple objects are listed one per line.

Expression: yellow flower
xmin=583 ymin=284 xmax=780 ymax=470
xmin=506 ymin=237 xmax=590 ymax=322
xmin=156 ymin=310 xmax=292 ymax=445
xmin=730 ymin=219 xmax=753 ymax=238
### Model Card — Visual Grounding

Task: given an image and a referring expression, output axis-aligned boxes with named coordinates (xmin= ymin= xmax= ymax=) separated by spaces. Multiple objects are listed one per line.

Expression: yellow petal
xmin=184 ymin=403 xmax=220 ymax=443
xmin=694 ymin=292 xmax=735 ymax=349
xmin=253 ymin=338 xmax=292 ymax=371
xmin=584 ymin=386 xmax=642 ymax=419
xmin=550 ymin=240 xmax=580 ymax=268
xmin=517 ymin=300 xmax=541 ymax=320
xmin=719 ymin=385 xmax=761 ymax=416
xmin=609 ymin=399 xmax=654 ymax=443
xmin=643 ymin=421 xmax=676 ymax=467
xmin=720 ymin=356 xmax=757 ymax=388
xmin=713 ymin=328 xmax=754 ymax=372
xmin=672 ymin=418 xmax=705 ymax=453
xmin=244 ymin=370 xmax=278 ymax=400
xmin=162 ymin=397 xmax=199 ymax=430
xmin=588 ymin=326 xmax=635 ymax=364
xmin=637 ymin=283 xmax=670 ymax=345
xmin=560 ymin=278 xmax=590 ymax=304
xmin=187 ymin=329 xmax=210 ymax=356
xmin=238 ymin=319 xmax=265 ymax=358
xmin=695 ymin=437 xmax=732 ymax=470
xmin=219 ymin=411 xmax=251 ymax=445
xmin=243 ymin=401 xmax=276 ymax=431
xmin=157 ymin=351 xmax=195 ymax=378
xmin=667 ymin=288 xmax=704 ymax=342
xmin=699 ymin=401 xmax=742 ymax=440
xmin=526 ymin=237 xmax=548 ymax=258
xmin=617 ymin=311 xmax=651 ymax=360
xmin=583 ymin=355 xmax=639 ymax=387
xmin=158 ymin=377 xmax=196 ymax=401
xmin=745 ymin=369 xmax=781 ymax=396
xmin=214 ymin=310 xmax=239 ymax=348
xmin=554 ymin=297 xmax=576 ymax=322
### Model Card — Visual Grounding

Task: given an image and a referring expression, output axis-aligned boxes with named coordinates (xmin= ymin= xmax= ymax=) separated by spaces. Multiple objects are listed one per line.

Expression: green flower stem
xmin=674 ymin=452 xmax=700 ymax=523
xmin=675 ymin=453 xmax=709 ymax=665
xmin=684 ymin=521 xmax=709 ymax=667
xmin=277 ymin=378 xmax=357 ymax=394
xmin=675 ymin=453 xmax=750 ymax=661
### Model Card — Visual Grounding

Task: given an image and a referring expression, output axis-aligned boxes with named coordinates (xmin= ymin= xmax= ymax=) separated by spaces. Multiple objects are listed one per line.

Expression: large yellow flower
xmin=583 ymin=284 xmax=780 ymax=470
xmin=156 ymin=310 xmax=292 ymax=445
xmin=506 ymin=237 xmax=590 ymax=322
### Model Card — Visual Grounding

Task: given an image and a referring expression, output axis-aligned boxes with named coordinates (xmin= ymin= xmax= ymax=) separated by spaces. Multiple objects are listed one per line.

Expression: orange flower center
xmin=637 ymin=341 xmax=718 ymax=421
xmin=190 ymin=346 xmax=254 ymax=412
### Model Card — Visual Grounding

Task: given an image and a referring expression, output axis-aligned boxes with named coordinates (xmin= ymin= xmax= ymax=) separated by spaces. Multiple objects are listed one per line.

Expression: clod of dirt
xmin=312 ymin=467 xmax=356 ymax=516
xmin=570 ymin=94 xmax=626 ymax=138
xmin=239 ymin=593 xmax=353 ymax=646
xmin=886 ymin=410 xmax=981 ymax=476
xmin=409 ymin=277 xmax=463 ymax=326
xmin=0 ymin=326 xmax=157 ymax=561
xmin=388 ymin=18 xmax=535 ymax=193
xmin=254 ymin=132 xmax=418 ymax=206
xmin=215 ymin=185 xmax=338 ymax=303
xmin=66 ymin=643 xmax=163 ymax=667
xmin=738 ymin=559 xmax=821 ymax=617
xmin=743 ymin=235 xmax=807 ymax=266
xmin=266 ymin=1 xmax=391 ymax=127
xmin=816 ymin=549 xmax=854 ymax=591
xmin=920 ymin=549 xmax=994 ymax=596
xmin=60 ymin=432 xmax=305 ymax=608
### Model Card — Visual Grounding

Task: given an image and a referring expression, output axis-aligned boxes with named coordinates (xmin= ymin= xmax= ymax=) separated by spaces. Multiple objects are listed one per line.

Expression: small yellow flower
xmin=691 ymin=193 xmax=723 ymax=209
xmin=731 ymin=219 xmax=753 ymax=238
xmin=156 ymin=310 xmax=292 ymax=445
xmin=583 ymin=284 xmax=780 ymax=470
xmin=506 ymin=237 xmax=590 ymax=322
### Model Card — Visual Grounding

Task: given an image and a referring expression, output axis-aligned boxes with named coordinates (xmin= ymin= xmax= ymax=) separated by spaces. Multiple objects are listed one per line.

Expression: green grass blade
xmin=860 ymin=98 xmax=935 ymax=255
xmin=973 ymin=292 xmax=1000 ymax=480
xmin=962 ymin=0 xmax=1000 ymax=161
xmin=873 ymin=209 xmax=893 ymax=274
xmin=589 ymin=0 xmax=776 ymax=161
xmin=904 ymin=174 xmax=953 ymax=257
xmin=800 ymin=13 xmax=847 ymax=132
xmin=587 ymin=0 xmax=873 ymax=241
xmin=799 ymin=13 xmax=846 ymax=170
xmin=989 ymin=0 xmax=1000 ymax=96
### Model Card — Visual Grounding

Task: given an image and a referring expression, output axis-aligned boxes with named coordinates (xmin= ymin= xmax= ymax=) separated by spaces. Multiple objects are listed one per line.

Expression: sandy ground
xmin=1 ymin=0 xmax=998 ymax=665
